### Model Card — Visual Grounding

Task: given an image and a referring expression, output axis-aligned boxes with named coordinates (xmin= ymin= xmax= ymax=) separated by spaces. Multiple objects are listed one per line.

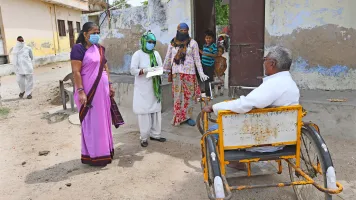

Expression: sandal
xmin=186 ymin=119 xmax=196 ymax=126
xmin=149 ymin=137 xmax=166 ymax=142
xmin=141 ymin=140 xmax=148 ymax=147
xmin=19 ymin=92 xmax=25 ymax=98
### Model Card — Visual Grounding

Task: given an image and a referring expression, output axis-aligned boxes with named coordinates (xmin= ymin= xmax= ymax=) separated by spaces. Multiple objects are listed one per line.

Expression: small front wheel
xmin=206 ymin=135 xmax=222 ymax=192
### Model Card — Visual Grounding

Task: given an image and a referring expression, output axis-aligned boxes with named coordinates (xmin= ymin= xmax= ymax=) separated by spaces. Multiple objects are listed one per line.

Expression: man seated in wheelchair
xmin=203 ymin=46 xmax=300 ymax=169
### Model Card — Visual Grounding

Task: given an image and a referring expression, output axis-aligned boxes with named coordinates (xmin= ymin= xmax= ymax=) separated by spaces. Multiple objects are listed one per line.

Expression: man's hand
xmin=202 ymin=105 xmax=213 ymax=113
xmin=199 ymin=49 xmax=204 ymax=55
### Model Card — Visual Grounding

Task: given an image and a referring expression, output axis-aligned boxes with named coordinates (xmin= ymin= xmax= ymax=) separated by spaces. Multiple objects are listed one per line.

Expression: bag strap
xmin=79 ymin=45 xmax=105 ymax=123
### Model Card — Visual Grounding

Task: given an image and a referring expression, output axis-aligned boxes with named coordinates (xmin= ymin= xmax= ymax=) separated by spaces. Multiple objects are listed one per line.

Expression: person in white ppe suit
xmin=203 ymin=46 xmax=300 ymax=170
xmin=130 ymin=31 xmax=166 ymax=147
xmin=11 ymin=36 xmax=34 ymax=99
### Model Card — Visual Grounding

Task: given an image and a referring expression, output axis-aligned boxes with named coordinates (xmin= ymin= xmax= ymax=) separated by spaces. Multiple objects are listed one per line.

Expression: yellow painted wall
xmin=46 ymin=0 xmax=88 ymax=11
xmin=0 ymin=0 xmax=82 ymax=60
xmin=54 ymin=5 xmax=82 ymax=54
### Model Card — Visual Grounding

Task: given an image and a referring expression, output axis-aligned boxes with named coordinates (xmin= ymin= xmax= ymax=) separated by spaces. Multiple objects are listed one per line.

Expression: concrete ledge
xmin=110 ymin=74 xmax=173 ymax=112
xmin=1 ymin=53 xmax=70 ymax=76
xmin=34 ymin=53 xmax=70 ymax=66
xmin=161 ymin=82 xmax=173 ymax=112
xmin=0 ymin=64 xmax=14 ymax=77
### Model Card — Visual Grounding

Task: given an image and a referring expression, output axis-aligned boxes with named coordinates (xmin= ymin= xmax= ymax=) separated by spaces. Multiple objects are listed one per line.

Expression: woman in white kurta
xmin=130 ymin=31 xmax=166 ymax=147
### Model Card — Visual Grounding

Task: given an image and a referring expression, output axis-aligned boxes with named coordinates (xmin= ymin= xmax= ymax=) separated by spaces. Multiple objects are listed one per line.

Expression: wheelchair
xmin=196 ymin=85 xmax=343 ymax=200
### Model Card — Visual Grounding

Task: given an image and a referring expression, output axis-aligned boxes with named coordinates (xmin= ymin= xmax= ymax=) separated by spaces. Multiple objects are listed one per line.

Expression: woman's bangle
xmin=77 ymin=88 xmax=84 ymax=92
xmin=109 ymin=82 xmax=113 ymax=85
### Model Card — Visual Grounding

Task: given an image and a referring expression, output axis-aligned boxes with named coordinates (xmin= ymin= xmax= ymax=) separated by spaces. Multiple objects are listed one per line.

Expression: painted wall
xmin=55 ymin=5 xmax=82 ymax=54
xmin=265 ymin=0 xmax=356 ymax=90
xmin=43 ymin=0 xmax=89 ymax=11
xmin=0 ymin=0 xmax=85 ymax=66
xmin=83 ymin=0 xmax=192 ymax=74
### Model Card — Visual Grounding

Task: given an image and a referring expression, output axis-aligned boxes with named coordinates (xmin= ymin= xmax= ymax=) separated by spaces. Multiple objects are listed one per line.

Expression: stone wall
xmin=83 ymin=0 xmax=192 ymax=74
xmin=265 ymin=0 xmax=356 ymax=90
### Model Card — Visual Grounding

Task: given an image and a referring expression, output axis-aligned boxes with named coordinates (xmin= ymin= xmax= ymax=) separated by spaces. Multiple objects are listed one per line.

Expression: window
xmin=76 ymin=22 xmax=81 ymax=33
xmin=58 ymin=20 xmax=66 ymax=36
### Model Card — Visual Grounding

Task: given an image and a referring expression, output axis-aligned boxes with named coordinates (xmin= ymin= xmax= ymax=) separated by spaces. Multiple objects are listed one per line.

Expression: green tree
xmin=215 ymin=0 xmax=229 ymax=25
xmin=141 ymin=0 xmax=148 ymax=6
xmin=112 ymin=0 xmax=131 ymax=9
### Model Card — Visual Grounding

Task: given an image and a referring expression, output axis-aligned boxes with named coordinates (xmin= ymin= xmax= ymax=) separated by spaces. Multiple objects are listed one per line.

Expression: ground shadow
xmin=161 ymin=171 xmax=297 ymax=200
xmin=25 ymin=130 xmax=202 ymax=184
xmin=25 ymin=159 xmax=107 ymax=184
xmin=113 ymin=131 xmax=202 ymax=172
xmin=114 ymin=134 xmax=145 ymax=168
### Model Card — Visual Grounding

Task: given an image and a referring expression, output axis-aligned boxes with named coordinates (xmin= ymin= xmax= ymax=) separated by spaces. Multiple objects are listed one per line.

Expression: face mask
xmin=16 ymin=41 xmax=24 ymax=47
xmin=176 ymin=31 xmax=189 ymax=41
xmin=146 ymin=42 xmax=155 ymax=51
xmin=89 ymin=34 xmax=100 ymax=44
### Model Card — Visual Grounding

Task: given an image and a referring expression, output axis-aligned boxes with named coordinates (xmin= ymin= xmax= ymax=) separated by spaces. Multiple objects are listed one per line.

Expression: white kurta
xmin=212 ymin=71 xmax=300 ymax=152
xmin=130 ymin=50 xmax=163 ymax=114
xmin=130 ymin=50 xmax=163 ymax=141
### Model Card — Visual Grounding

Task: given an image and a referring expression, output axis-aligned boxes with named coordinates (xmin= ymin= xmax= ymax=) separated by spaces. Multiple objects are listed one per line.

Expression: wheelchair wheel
xmin=197 ymin=112 xmax=218 ymax=135
xmin=197 ymin=112 xmax=205 ymax=135
xmin=206 ymin=135 xmax=222 ymax=185
xmin=289 ymin=124 xmax=334 ymax=200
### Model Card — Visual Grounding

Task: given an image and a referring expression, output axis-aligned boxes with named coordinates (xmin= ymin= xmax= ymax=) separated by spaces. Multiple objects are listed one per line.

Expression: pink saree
xmin=73 ymin=45 xmax=114 ymax=166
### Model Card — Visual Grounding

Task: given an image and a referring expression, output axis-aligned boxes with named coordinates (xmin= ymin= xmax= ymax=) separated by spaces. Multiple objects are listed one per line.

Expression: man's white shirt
xmin=212 ymin=71 xmax=300 ymax=152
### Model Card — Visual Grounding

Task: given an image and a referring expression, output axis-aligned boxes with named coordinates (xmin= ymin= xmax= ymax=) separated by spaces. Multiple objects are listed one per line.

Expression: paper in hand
xmin=146 ymin=67 xmax=163 ymax=78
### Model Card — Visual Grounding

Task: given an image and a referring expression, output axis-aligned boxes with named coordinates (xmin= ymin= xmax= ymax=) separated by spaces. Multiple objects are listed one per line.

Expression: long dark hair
xmin=76 ymin=22 xmax=98 ymax=46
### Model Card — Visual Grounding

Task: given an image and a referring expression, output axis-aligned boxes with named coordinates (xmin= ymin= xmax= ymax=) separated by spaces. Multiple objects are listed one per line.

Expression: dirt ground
xmin=0 ymin=62 xmax=355 ymax=200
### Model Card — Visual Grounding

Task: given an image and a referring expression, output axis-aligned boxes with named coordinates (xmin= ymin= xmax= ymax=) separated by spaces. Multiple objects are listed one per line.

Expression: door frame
xmin=193 ymin=0 xmax=216 ymax=48
xmin=67 ymin=21 xmax=75 ymax=48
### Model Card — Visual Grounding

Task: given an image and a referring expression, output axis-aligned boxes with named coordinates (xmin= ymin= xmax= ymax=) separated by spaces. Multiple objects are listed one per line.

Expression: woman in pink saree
xmin=70 ymin=22 xmax=123 ymax=166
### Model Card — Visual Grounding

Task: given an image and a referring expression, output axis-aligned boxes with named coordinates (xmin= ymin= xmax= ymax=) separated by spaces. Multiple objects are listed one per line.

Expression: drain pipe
xmin=53 ymin=5 xmax=60 ymax=54
xmin=50 ymin=6 xmax=57 ymax=55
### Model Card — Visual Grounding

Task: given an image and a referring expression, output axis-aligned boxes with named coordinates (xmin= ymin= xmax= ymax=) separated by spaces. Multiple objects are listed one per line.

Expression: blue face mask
xmin=89 ymin=34 xmax=100 ymax=44
xmin=146 ymin=42 xmax=155 ymax=51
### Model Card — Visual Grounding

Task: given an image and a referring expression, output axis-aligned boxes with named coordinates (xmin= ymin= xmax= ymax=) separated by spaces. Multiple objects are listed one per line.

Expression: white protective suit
xmin=12 ymin=42 xmax=34 ymax=96
xmin=130 ymin=50 xmax=163 ymax=141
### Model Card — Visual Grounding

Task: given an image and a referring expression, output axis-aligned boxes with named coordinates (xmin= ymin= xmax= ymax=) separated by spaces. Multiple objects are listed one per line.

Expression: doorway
xmin=193 ymin=0 xmax=216 ymax=49
xmin=229 ymin=0 xmax=265 ymax=89
xmin=67 ymin=21 xmax=75 ymax=48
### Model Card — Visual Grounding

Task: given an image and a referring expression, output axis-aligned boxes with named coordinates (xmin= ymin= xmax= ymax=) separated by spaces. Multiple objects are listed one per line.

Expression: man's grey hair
xmin=266 ymin=46 xmax=292 ymax=71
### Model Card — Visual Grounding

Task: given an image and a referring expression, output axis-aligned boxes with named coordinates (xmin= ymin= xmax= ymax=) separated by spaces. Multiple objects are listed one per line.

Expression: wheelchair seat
xmin=224 ymin=145 xmax=296 ymax=162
